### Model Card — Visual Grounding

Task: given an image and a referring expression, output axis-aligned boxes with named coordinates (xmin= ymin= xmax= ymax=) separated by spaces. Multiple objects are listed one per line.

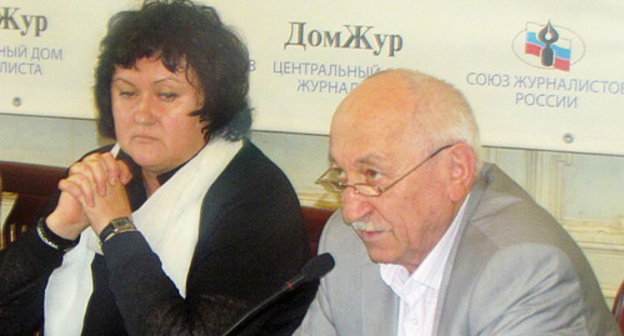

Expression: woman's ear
xmin=446 ymin=142 xmax=477 ymax=202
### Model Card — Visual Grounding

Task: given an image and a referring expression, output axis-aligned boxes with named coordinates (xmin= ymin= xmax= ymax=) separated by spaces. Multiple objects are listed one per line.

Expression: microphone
xmin=221 ymin=253 xmax=335 ymax=336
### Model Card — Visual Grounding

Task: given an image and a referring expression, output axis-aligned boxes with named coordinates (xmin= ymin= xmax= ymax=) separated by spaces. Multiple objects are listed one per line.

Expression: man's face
xmin=329 ymin=75 xmax=455 ymax=272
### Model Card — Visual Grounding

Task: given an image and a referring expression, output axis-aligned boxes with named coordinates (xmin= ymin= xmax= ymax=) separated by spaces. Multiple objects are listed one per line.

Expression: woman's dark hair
xmin=95 ymin=0 xmax=252 ymax=141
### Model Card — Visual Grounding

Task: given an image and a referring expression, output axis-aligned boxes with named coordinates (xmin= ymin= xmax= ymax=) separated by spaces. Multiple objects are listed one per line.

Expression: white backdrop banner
xmin=0 ymin=1 xmax=132 ymax=120
xmin=1 ymin=1 xmax=623 ymax=155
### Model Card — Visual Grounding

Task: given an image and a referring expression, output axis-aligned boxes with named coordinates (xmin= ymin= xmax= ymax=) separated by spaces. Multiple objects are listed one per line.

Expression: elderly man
xmin=295 ymin=69 xmax=619 ymax=335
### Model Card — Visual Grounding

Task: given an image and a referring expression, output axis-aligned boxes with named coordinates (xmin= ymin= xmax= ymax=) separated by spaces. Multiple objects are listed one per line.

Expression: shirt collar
xmin=117 ymin=149 xmax=186 ymax=185
xmin=116 ymin=149 xmax=187 ymax=210
xmin=380 ymin=194 xmax=470 ymax=305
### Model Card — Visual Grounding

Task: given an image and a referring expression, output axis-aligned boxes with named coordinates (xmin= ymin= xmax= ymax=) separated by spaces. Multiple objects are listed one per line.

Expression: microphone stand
xmin=221 ymin=253 xmax=335 ymax=336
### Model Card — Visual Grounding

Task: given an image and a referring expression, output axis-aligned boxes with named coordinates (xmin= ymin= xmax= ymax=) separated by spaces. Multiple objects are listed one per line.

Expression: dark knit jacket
xmin=0 ymin=140 xmax=316 ymax=336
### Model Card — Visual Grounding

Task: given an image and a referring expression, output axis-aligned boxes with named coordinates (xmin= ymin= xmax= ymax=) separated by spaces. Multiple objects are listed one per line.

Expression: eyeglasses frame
xmin=315 ymin=143 xmax=455 ymax=197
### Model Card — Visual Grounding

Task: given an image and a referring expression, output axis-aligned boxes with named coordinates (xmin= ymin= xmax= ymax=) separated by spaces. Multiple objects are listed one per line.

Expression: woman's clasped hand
xmin=51 ymin=152 xmax=133 ymax=239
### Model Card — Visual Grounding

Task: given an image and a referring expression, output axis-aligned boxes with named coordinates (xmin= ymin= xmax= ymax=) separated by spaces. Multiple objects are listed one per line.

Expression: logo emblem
xmin=512 ymin=21 xmax=585 ymax=72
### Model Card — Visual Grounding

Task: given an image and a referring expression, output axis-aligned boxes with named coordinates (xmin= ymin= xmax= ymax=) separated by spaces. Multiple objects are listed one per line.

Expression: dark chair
xmin=301 ymin=206 xmax=333 ymax=255
xmin=0 ymin=161 xmax=65 ymax=249
xmin=614 ymin=279 xmax=624 ymax=334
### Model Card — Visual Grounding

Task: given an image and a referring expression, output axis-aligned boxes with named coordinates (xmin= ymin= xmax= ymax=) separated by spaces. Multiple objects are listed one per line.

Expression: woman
xmin=0 ymin=1 xmax=315 ymax=335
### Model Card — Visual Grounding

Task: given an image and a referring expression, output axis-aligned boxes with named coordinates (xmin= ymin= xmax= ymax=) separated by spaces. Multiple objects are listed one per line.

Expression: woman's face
xmin=111 ymin=57 xmax=207 ymax=176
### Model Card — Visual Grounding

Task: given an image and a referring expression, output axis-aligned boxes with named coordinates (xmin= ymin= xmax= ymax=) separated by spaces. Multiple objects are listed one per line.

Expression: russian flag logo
xmin=525 ymin=22 xmax=571 ymax=71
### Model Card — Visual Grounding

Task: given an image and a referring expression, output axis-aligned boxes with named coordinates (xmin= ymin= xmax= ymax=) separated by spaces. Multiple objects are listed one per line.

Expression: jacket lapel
xmin=432 ymin=165 xmax=489 ymax=336
xmin=360 ymin=262 xmax=399 ymax=336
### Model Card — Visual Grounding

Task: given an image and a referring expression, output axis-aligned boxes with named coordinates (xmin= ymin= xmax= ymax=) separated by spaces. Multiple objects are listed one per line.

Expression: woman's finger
xmin=81 ymin=153 xmax=110 ymax=197
xmin=59 ymin=174 xmax=96 ymax=208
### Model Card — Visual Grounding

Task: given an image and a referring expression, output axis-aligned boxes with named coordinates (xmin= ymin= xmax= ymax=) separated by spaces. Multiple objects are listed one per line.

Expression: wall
xmin=1 ymin=113 xmax=622 ymax=304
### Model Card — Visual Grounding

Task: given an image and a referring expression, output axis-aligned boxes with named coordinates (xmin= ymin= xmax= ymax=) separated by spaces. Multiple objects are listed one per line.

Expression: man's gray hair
xmin=373 ymin=69 xmax=482 ymax=170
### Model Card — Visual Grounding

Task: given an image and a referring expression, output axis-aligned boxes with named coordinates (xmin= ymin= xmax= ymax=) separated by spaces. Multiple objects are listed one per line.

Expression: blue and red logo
xmin=512 ymin=21 xmax=585 ymax=72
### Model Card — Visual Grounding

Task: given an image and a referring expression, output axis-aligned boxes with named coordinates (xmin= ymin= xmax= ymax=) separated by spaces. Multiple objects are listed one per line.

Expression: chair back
xmin=301 ymin=206 xmax=333 ymax=255
xmin=0 ymin=161 xmax=65 ymax=249
xmin=614 ymin=280 xmax=624 ymax=334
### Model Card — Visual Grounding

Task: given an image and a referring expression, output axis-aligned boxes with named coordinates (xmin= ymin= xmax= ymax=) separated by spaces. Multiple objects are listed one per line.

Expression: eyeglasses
xmin=315 ymin=144 xmax=454 ymax=197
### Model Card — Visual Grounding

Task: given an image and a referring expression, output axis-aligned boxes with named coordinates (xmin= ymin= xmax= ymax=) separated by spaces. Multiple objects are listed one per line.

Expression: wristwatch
xmin=99 ymin=216 xmax=136 ymax=243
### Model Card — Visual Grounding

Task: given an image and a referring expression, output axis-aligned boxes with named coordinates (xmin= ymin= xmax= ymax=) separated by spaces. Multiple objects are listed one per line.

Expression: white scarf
xmin=44 ymin=139 xmax=242 ymax=336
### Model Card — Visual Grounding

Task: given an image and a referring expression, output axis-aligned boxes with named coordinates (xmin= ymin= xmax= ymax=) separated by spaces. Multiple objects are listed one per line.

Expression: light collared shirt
xmin=380 ymin=196 xmax=469 ymax=336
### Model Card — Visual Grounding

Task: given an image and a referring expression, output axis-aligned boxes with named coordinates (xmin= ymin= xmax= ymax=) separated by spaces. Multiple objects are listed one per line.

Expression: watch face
xmin=100 ymin=217 xmax=135 ymax=243
xmin=111 ymin=217 xmax=133 ymax=230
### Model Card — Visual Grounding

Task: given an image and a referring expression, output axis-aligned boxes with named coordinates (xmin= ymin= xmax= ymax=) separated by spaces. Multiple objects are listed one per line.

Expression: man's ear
xmin=446 ymin=142 xmax=477 ymax=202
